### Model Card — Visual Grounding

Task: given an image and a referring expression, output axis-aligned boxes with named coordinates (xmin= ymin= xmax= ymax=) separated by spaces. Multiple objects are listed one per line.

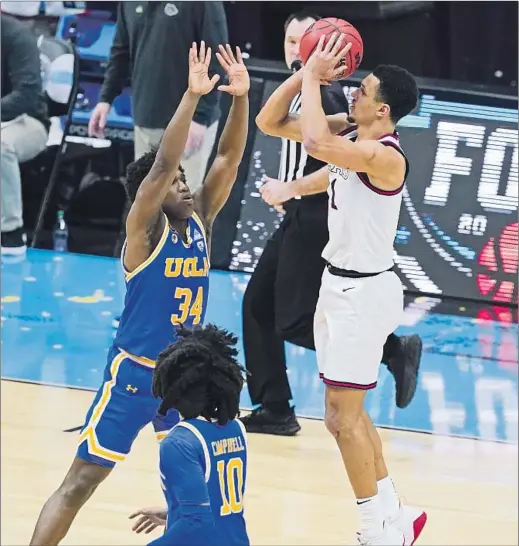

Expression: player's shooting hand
xmin=129 ymin=507 xmax=167 ymax=534
xmin=216 ymin=44 xmax=250 ymax=97
xmin=305 ymin=33 xmax=352 ymax=82
xmin=260 ymin=176 xmax=296 ymax=206
xmin=188 ymin=41 xmax=220 ymax=96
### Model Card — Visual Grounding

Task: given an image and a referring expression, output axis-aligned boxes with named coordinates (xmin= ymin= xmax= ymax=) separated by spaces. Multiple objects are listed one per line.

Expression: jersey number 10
xmin=217 ymin=457 xmax=244 ymax=516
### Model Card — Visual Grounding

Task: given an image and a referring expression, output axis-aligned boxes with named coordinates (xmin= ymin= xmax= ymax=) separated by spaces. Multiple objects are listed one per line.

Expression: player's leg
xmin=360 ymin=410 xmax=391 ymax=503
xmin=361 ymin=410 xmax=427 ymax=545
xmin=319 ymin=270 xmax=406 ymax=544
xmin=29 ymin=457 xmax=112 ymax=545
xmin=30 ymin=349 xmax=158 ymax=545
xmin=317 ymin=285 xmax=382 ymax=529
xmin=324 ymin=386 xmax=397 ymax=544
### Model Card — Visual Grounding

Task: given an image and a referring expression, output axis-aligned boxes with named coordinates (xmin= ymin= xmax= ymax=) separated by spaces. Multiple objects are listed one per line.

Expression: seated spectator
xmin=1 ymin=13 xmax=49 ymax=255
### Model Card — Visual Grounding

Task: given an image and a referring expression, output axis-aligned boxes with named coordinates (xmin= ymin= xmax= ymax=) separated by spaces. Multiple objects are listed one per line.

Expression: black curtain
xmin=224 ymin=1 xmax=517 ymax=88
xmin=447 ymin=1 xmax=518 ymax=87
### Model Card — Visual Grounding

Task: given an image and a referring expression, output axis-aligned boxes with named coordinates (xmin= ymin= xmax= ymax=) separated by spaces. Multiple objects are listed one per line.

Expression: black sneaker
xmin=386 ymin=334 xmax=423 ymax=409
xmin=239 ymin=406 xmax=301 ymax=436
xmin=1 ymin=228 xmax=27 ymax=256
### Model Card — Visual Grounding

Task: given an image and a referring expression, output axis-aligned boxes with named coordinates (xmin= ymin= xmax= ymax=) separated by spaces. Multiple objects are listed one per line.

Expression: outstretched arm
xmin=124 ymin=43 xmax=219 ymax=271
xmin=255 ymin=70 xmax=350 ymax=143
xmin=194 ymin=45 xmax=250 ymax=227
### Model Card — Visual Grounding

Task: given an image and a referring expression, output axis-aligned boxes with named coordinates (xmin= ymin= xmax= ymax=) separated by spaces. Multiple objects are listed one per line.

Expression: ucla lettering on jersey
xmin=114 ymin=212 xmax=210 ymax=366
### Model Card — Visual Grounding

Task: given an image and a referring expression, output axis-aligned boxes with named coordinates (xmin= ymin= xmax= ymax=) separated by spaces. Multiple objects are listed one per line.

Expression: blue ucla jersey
xmin=114 ymin=213 xmax=210 ymax=365
xmin=159 ymin=418 xmax=249 ymax=546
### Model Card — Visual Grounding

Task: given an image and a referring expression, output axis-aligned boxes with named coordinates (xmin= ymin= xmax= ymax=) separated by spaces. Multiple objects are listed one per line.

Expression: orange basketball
xmin=300 ymin=17 xmax=363 ymax=80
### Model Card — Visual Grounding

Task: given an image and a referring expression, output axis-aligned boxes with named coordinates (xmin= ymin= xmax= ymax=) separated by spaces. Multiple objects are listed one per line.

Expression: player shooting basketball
xmin=29 ymin=43 xmax=250 ymax=546
xmin=257 ymin=29 xmax=427 ymax=545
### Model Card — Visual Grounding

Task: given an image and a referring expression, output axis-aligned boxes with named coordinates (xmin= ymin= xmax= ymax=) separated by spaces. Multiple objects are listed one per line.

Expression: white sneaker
xmin=389 ymin=504 xmax=427 ymax=545
xmin=357 ymin=522 xmax=405 ymax=545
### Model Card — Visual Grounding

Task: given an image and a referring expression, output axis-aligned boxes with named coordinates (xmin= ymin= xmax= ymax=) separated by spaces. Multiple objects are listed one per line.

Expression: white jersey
xmin=322 ymin=127 xmax=409 ymax=273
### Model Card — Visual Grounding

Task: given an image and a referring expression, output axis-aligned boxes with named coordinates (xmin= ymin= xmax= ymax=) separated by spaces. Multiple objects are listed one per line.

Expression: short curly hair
xmin=124 ymin=149 xmax=186 ymax=202
xmin=372 ymin=65 xmax=419 ymax=124
xmin=152 ymin=324 xmax=247 ymax=425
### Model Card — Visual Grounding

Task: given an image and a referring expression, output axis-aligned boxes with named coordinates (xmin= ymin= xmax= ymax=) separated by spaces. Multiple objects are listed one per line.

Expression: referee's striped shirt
xmin=277 ymin=81 xmax=350 ymax=198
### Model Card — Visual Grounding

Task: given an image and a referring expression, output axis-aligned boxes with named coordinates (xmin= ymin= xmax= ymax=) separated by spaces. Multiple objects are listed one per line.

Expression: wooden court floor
xmin=2 ymin=380 xmax=517 ymax=545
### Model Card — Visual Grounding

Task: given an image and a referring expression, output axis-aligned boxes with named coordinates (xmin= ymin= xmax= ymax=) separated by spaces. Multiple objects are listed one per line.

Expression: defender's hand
xmin=188 ymin=41 xmax=220 ymax=96
xmin=216 ymin=44 xmax=250 ymax=97
xmin=129 ymin=507 xmax=167 ymax=534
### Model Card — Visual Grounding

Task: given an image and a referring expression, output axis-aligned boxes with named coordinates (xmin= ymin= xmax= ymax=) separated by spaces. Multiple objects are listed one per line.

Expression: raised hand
xmin=305 ymin=33 xmax=352 ymax=82
xmin=188 ymin=41 xmax=220 ymax=96
xmin=215 ymin=44 xmax=250 ymax=97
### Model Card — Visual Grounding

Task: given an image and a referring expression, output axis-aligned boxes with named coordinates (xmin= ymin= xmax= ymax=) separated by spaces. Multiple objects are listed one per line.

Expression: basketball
xmin=299 ymin=17 xmax=363 ymax=80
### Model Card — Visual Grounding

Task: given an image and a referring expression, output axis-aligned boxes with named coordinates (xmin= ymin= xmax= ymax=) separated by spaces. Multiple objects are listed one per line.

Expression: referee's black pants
xmin=242 ymin=195 xmax=329 ymax=406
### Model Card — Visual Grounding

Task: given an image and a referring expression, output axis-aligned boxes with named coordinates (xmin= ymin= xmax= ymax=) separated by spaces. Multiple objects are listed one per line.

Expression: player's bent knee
xmin=59 ymin=458 xmax=111 ymax=506
xmin=324 ymin=386 xmax=365 ymax=439
xmin=324 ymin=407 xmax=363 ymax=439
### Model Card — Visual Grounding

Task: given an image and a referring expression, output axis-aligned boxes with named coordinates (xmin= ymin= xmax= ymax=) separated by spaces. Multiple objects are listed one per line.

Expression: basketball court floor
xmin=2 ymin=249 xmax=518 ymax=545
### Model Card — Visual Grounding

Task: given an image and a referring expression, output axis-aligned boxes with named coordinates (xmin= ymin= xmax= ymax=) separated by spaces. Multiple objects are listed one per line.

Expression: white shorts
xmin=314 ymin=267 xmax=403 ymax=390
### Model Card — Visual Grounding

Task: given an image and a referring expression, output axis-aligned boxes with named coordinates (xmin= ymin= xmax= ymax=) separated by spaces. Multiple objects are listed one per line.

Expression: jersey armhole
xmin=357 ymin=140 xmax=408 ymax=196
xmin=175 ymin=422 xmax=212 ymax=482
xmin=121 ymin=213 xmax=169 ymax=281
xmin=380 ymin=141 xmax=409 ymax=183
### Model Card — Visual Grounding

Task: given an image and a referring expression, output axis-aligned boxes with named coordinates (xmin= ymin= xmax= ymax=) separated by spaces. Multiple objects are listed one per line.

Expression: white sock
xmin=377 ymin=475 xmax=400 ymax=521
xmin=357 ymin=494 xmax=384 ymax=540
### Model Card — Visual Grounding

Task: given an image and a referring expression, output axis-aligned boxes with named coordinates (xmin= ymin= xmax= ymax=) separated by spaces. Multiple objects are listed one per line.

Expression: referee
xmin=240 ymin=12 xmax=423 ymax=436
